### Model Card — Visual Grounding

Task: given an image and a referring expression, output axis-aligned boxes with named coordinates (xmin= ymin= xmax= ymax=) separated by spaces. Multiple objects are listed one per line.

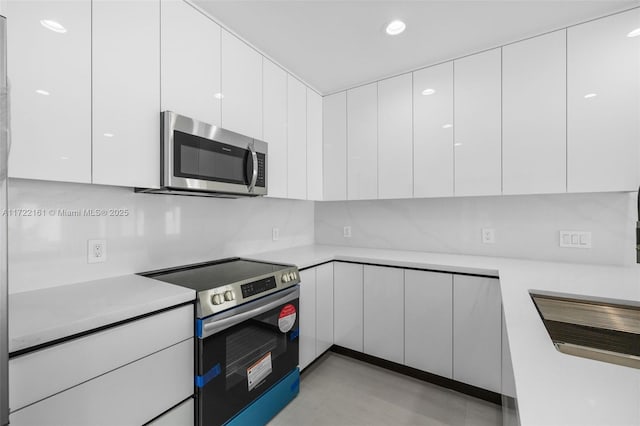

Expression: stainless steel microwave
xmin=138 ymin=111 xmax=267 ymax=198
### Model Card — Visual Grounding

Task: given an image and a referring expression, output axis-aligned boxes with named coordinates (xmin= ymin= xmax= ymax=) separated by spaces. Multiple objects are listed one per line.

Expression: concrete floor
xmin=269 ymin=352 xmax=502 ymax=426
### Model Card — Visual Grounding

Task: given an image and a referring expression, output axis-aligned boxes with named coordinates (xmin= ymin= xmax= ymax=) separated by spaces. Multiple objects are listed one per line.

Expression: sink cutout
xmin=530 ymin=290 xmax=640 ymax=369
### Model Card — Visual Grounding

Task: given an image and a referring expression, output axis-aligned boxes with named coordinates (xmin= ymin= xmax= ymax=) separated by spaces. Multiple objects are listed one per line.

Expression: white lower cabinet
xmin=363 ymin=266 xmax=404 ymax=364
xmin=299 ymin=268 xmax=317 ymax=370
xmin=148 ymin=398 xmax=194 ymax=426
xmin=333 ymin=262 xmax=364 ymax=352
xmin=315 ymin=263 xmax=335 ymax=356
xmin=9 ymin=339 xmax=193 ymax=426
xmin=502 ymin=309 xmax=517 ymax=398
xmin=453 ymin=275 xmax=502 ymax=393
xmin=404 ymin=270 xmax=453 ymax=379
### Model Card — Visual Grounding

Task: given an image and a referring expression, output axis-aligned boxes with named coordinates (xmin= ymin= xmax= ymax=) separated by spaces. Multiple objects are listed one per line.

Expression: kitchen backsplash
xmin=315 ymin=192 xmax=636 ymax=266
xmin=8 ymin=179 xmax=314 ymax=293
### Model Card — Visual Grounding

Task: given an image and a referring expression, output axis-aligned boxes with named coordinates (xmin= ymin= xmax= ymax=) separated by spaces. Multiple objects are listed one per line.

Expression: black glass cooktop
xmin=141 ymin=258 xmax=289 ymax=292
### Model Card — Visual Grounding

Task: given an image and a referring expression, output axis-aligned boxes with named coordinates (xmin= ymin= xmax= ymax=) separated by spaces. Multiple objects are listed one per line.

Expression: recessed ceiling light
xmin=627 ymin=28 xmax=640 ymax=38
xmin=103 ymin=133 xmax=114 ymax=138
xmin=584 ymin=93 xmax=597 ymax=99
xmin=442 ymin=124 xmax=453 ymax=129
xmin=454 ymin=142 xmax=463 ymax=147
xmin=385 ymin=20 xmax=406 ymax=36
xmin=35 ymin=89 xmax=50 ymax=96
xmin=60 ymin=156 xmax=69 ymax=160
xmin=40 ymin=19 xmax=67 ymax=34
xmin=421 ymin=88 xmax=436 ymax=96
xmin=214 ymin=93 xmax=224 ymax=100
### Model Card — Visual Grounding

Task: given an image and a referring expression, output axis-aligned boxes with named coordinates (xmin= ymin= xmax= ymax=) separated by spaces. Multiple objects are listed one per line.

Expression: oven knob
xmin=282 ymin=274 xmax=289 ymax=283
xmin=224 ymin=290 xmax=235 ymax=301
xmin=211 ymin=294 xmax=224 ymax=305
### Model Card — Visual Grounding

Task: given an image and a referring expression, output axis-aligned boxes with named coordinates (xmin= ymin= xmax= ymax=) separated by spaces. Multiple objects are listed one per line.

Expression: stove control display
xmin=241 ymin=277 xmax=277 ymax=298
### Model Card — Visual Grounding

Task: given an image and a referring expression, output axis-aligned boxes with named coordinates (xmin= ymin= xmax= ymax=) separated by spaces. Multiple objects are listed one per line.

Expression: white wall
xmin=8 ymin=179 xmax=314 ymax=294
xmin=315 ymin=192 xmax=636 ymax=266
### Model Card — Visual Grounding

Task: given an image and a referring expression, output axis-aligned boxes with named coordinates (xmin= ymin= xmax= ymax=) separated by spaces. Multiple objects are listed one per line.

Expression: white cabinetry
xmin=567 ymin=9 xmax=640 ymax=192
xmin=453 ymin=275 xmax=502 ymax=393
xmin=262 ymin=59 xmax=288 ymax=199
xmin=502 ymin=310 xmax=517 ymax=398
xmin=148 ymin=398 xmax=194 ymax=426
xmin=333 ymin=262 xmax=363 ymax=352
xmin=404 ymin=270 xmax=453 ymax=378
xmin=160 ymin=0 xmax=221 ymax=127
xmin=299 ymin=268 xmax=317 ymax=370
xmin=315 ymin=263 xmax=334 ymax=356
xmin=347 ymin=83 xmax=378 ymax=200
xmin=287 ymin=76 xmax=307 ymax=200
xmin=378 ymin=74 xmax=413 ymax=199
xmin=413 ymin=62 xmax=454 ymax=198
xmin=307 ymin=89 xmax=323 ymax=200
xmin=323 ymin=92 xmax=347 ymax=200
xmin=8 ymin=0 xmax=91 ymax=183
xmin=92 ymin=0 xmax=159 ymax=188
xmin=363 ymin=266 xmax=404 ymax=364
xmin=221 ymin=30 xmax=262 ymax=140
xmin=454 ymin=48 xmax=502 ymax=196
xmin=503 ymin=30 xmax=566 ymax=195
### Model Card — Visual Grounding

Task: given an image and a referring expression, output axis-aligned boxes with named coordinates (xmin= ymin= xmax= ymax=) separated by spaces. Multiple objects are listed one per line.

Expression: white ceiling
xmin=195 ymin=0 xmax=640 ymax=94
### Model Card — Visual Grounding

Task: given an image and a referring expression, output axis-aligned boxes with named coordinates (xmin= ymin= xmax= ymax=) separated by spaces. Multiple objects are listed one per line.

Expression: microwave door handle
xmin=247 ymin=143 xmax=258 ymax=192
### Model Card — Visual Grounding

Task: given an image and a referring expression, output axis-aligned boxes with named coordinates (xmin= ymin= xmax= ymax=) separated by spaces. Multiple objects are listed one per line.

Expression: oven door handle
xmin=200 ymin=286 xmax=300 ymax=338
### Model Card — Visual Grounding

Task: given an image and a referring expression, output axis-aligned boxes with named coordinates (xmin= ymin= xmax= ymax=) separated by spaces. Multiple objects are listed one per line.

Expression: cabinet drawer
xmin=147 ymin=397 xmax=194 ymax=426
xmin=10 ymin=304 xmax=193 ymax=411
xmin=9 ymin=339 xmax=193 ymax=426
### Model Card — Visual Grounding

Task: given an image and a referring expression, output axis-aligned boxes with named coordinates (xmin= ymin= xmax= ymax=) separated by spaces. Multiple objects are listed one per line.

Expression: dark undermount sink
xmin=530 ymin=290 xmax=640 ymax=369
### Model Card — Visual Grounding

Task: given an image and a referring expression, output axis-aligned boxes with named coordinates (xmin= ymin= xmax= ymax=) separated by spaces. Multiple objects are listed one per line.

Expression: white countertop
xmin=249 ymin=244 xmax=640 ymax=426
xmin=9 ymin=274 xmax=195 ymax=353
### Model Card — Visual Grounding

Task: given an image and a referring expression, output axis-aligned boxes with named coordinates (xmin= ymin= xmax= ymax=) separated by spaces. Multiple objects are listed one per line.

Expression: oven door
xmin=195 ymin=286 xmax=299 ymax=426
xmin=162 ymin=111 xmax=267 ymax=196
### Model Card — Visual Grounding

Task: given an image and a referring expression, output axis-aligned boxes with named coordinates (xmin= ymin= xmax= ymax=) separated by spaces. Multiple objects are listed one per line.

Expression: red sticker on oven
xmin=278 ymin=304 xmax=297 ymax=333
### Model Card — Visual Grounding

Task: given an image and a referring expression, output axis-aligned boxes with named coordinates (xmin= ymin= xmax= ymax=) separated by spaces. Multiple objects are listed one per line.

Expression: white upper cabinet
xmin=92 ymin=0 xmax=160 ymax=188
xmin=503 ymin=30 xmax=567 ymax=195
xmin=8 ymin=0 xmax=91 ymax=183
xmin=307 ymin=89 xmax=323 ymax=201
xmin=454 ymin=48 xmax=502 ymax=196
xmin=287 ymin=76 xmax=307 ymax=200
xmin=221 ymin=31 xmax=263 ymax=140
xmin=413 ymin=62 xmax=454 ymax=198
xmin=378 ymin=74 xmax=413 ymax=199
xmin=262 ymin=59 xmax=288 ymax=199
xmin=322 ymin=92 xmax=347 ymax=201
xmin=160 ymin=0 xmax=221 ymax=127
xmin=347 ymin=83 xmax=378 ymax=200
xmin=567 ymin=9 xmax=640 ymax=192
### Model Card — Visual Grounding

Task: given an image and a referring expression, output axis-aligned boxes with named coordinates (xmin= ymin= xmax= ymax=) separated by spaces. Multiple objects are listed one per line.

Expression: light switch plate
xmin=559 ymin=231 xmax=592 ymax=249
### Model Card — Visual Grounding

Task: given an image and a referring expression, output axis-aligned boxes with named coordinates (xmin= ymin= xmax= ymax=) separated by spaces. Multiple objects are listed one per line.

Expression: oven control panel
xmin=241 ymin=277 xmax=277 ymax=298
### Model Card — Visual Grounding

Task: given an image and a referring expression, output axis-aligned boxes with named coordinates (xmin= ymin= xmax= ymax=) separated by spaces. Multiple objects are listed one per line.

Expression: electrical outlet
xmin=343 ymin=226 xmax=352 ymax=238
xmin=559 ymin=231 xmax=591 ymax=248
xmin=481 ymin=228 xmax=496 ymax=244
xmin=272 ymin=227 xmax=279 ymax=241
xmin=87 ymin=239 xmax=107 ymax=263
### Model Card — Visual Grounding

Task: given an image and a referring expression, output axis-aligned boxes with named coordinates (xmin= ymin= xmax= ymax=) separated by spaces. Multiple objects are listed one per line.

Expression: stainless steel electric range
xmin=141 ymin=258 xmax=301 ymax=426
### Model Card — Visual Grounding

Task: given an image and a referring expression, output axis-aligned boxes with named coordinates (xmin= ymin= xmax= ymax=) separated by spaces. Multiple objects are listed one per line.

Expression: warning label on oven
xmin=278 ymin=304 xmax=297 ymax=333
xmin=247 ymin=352 xmax=273 ymax=391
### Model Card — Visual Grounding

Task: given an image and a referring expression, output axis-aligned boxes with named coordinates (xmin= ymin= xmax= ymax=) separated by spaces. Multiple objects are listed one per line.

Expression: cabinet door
xmin=363 ymin=266 xmax=404 ymax=364
xmin=453 ymin=275 xmax=501 ymax=393
xmin=315 ymin=262 xmax=334 ymax=356
xmin=347 ymin=83 xmax=378 ymax=200
xmin=92 ymin=0 xmax=160 ymax=188
xmin=160 ymin=0 xmax=221 ymax=127
xmin=404 ymin=270 xmax=453 ymax=378
xmin=8 ymin=0 xmax=91 ymax=183
xmin=287 ymin=76 xmax=307 ymax=199
xmin=567 ymin=9 xmax=640 ymax=192
xmin=333 ymin=262 xmax=363 ymax=352
xmin=221 ymin=31 xmax=262 ymax=140
xmin=503 ymin=30 xmax=566 ymax=195
xmin=378 ymin=74 xmax=413 ymax=199
xmin=307 ymin=89 xmax=323 ymax=201
xmin=454 ymin=48 xmax=502 ymax=196
xmin=263 ymin=59 xmax=288 ymax=198
xmin=502 ymin=309 xmax=517 ymax=398
xmin=413 ymin=62 xmax=454 ymax=198
xmin=148 ymin=398 xmax=194 ymax=426
xmin=323 ymin=92 xmax=347 ymax=200
xmin=299 ymin=268 xmax=316 ymax=371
